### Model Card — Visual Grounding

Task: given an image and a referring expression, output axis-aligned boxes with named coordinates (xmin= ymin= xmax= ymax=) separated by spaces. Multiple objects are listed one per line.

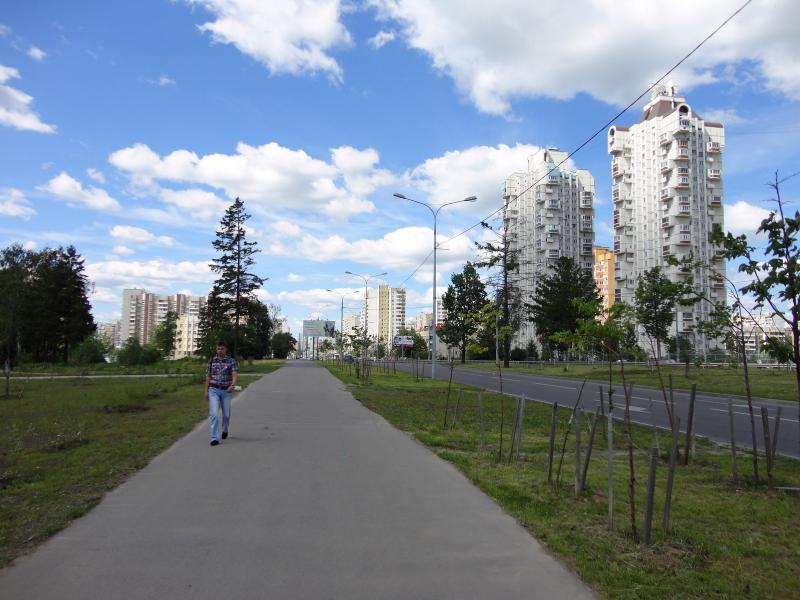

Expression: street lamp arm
xmin=434 ymin=196 xmax=478 ymax=217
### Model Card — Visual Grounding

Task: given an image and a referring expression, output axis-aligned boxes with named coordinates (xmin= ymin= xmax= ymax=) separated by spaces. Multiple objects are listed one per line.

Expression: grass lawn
xmin=462 ymin=361 xmax=800 ymax=403
xmin=11 ymin=358 xmax=285 ymax=377
xmin=0 ymin=366 xmax=280 ymax=568
xmin=326 ymin=361 xmax=800 ymax=600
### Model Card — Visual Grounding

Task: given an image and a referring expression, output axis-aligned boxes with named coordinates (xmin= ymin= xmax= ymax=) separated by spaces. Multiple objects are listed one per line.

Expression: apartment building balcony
xmin=675 ymin=149 xmax=689 ymax=161
xmin=675 ymin=176 xmax=690 ymax=188
xmin=659 ymin=133 xmax=671 ymax=145
xmin=662 ymin=244 xmax=673 ymax=257
xmin=580 ymin=220 xmax=593 ymax=232
xmin=661 ymin=217 xmax=671 ymax=229
xmin=615 ymin=269 xmax=626 ymax=281
xmin=546 ymin=175 xmax=559 ymax=185
xmin=661 ymin=188 xmax=672 ymax=200
xmin=678 ymin=119 xmax=692 ymax=131
xmin=581 ymin=244 xmax=593 ymax=256
xmin=678 ymin=203 xmax=691 ymax=215
xmin=710 ymin=195 xmax=722 ymax=205
xmin=547 ymin=249 xmax=560 ymax=259
xmin=609 ymin=139 xmax=624 ymax=153
xmin=546 ymin=200 xmax=560 ymax=210
xmin=678 ymin=233 xmax=691 ymax=244
xmin=708 ymin=169 xmax=721 ymax=180
xmin=660 ymin=160 xmax=672 ymax=172
xmin=707 ymin=141 xmax=721 ymax=153
xmin=547 ymin=225 xmax=560 ymax=235
xmin=535 ymin=219 xmax=544 ymax=228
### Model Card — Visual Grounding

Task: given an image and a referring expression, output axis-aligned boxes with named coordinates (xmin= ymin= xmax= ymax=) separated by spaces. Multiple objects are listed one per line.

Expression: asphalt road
xmin=0 ymin=361 xmax=596 ymax=600
xmin=395 ymin=361 xmax=800 ymax=458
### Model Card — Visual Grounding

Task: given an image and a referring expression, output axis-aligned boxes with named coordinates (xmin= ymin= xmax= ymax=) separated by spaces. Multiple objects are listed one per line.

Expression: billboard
xmin=303 ymin=319 xmax=336 ymax=338
xmin=393 ymin=335 xmax=414 ymax=348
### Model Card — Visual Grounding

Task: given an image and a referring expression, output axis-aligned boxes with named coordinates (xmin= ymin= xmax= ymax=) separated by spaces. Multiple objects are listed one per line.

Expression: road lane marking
xmin=710 ymin=408 xmax=798 ymax=423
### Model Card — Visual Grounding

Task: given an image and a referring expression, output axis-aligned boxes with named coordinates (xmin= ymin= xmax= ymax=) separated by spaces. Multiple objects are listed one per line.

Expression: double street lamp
xmin=344 ymin=271 xmax=388 ymax=361
xmin=393 ymin=192 xmax=477 ymax=379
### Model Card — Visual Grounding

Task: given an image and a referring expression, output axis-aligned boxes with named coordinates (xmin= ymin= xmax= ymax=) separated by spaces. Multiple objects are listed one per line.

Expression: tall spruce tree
xmin=440 ymin=262 xmax=488 ymax=363
xmin=207 ymin=197 xmax=265 ymax=357
xmin=527 ymin=256 xmax=600 ymax=358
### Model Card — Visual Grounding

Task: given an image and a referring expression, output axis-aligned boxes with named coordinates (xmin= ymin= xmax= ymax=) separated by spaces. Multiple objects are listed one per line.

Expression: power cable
xmin=433 ymin=0 xmax=754 ymax=250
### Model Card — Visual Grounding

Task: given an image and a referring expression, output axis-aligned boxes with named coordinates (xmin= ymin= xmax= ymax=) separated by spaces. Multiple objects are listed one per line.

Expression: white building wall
xmin=609 ymin=81 xmax=726 ymax=356
xmin=504 ymin=148 xmax=596 ymax=350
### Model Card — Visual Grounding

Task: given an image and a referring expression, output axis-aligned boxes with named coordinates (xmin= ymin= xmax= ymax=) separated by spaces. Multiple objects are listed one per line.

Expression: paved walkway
xmin=0 ymin=362 xmax=596 ymax=599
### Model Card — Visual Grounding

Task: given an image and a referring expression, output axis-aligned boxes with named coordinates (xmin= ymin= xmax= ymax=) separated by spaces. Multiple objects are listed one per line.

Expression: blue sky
xmin=1 ymin=0 xmax=799 ymax=337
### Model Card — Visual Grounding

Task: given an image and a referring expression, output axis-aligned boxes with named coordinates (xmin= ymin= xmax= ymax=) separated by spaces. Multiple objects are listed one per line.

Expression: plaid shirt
xmin=207 ymin=355 xmax=239 ymax=386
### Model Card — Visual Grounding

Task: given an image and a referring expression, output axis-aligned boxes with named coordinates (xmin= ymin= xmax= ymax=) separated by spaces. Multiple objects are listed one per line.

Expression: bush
xmin=72 ymin=336 xmax=109 ymax=365
xmin=509 ymin=347 xmax=527 ymax=361
xmin=117 ymin=339 xmax=143 ymax=366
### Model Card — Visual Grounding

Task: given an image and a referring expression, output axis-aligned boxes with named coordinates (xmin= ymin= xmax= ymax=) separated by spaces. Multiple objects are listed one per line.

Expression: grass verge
xmin=11 ymin=358 xmax=285 ymax=377
xmin=0 ymin=366 xmax=279 ymax=568
xmin=462 ymin=361 xmax=800 ymax=403
xmin=326 ymin=361 xmax=800 ymax=600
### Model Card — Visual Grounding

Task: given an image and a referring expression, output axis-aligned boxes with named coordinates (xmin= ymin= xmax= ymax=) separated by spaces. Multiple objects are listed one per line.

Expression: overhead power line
xmin=422 ymin=0 xmax=754 ymax=259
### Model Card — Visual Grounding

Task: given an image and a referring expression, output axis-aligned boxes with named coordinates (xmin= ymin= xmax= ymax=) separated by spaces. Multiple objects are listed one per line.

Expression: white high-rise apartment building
xmin=363 ymin=285 xmax=406 ymax=342
xmin=503 ymin=148 xmax=596 ymax=349
xmin=608 ymin=82 xmax=726 ymax=356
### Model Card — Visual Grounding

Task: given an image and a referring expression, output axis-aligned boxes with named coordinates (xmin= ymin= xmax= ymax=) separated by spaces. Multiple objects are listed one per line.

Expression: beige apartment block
xmin=593 ymin=246 xmax=615 ymax=317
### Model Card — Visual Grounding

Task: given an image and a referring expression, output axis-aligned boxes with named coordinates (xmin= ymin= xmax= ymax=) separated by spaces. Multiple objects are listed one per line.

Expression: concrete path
xmin=0 ymin=362 xmax=597 ymax=600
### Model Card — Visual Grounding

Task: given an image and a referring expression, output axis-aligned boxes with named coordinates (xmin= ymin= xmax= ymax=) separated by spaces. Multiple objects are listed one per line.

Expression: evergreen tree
xmin=154 ymin=310 xmax=178 ymax=357
xmin=528 ymin=256 xmax=600 ymax=358
xmin=439 ymin=262 xmax=489 ymax=363
xmin=205 ymin=197 xmax=266 ymax=357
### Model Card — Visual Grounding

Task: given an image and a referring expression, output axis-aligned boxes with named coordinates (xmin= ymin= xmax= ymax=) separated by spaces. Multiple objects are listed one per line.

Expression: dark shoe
xmin=210 ymin=440 xmax=219 ymax=446
xmin=221 ymin=431 xmax=228 ymax=439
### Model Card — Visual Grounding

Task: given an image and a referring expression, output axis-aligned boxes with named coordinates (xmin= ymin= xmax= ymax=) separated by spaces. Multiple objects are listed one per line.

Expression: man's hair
xmin=215 ymin=341 xmax=227 ymax=348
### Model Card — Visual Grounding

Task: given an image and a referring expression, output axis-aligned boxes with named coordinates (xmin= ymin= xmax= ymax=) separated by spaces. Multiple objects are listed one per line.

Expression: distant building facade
xmin=119 ymin=288 xmax=207 ymax=355
xmin=593 ymin=246 xmax=615 ymax=317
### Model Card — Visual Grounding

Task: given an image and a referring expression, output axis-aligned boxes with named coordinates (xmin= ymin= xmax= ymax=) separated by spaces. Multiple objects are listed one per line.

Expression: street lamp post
xmin=393 ymin=192 xmax=477 ymax=379
xmin=344 ymin=271 xmax=387 ymax=362
xmin=326 ymin=289 xmax=360 ymax=354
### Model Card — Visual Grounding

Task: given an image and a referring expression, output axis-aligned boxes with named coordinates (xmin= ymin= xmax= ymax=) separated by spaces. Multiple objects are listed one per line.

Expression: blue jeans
xmin=208 ymin=387 xmax=231 ymax=441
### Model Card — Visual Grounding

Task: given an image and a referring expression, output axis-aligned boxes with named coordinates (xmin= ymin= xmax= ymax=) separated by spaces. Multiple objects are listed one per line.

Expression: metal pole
xmin=432 ymin=213 xmax=437 ymax=380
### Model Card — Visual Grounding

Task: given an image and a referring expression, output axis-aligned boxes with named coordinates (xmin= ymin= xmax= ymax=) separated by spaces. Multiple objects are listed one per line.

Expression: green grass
xmin=0 ymin=366 xmax=280 ymax=568
xmin=11 ymin=358 xmax=285 ymax=376
xmin=326 ymin=361 xmax=800 ymax=600
xmin=462 ymin=361 xmax=800 ymax=403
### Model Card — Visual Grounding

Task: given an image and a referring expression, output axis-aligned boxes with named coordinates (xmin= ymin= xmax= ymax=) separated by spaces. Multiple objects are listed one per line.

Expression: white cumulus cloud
xmin=368 ymin=30 xmax=395 ymax=49
xmin=0 ymin=64 xmax=56 ymax=133
xmin=85 ymin=259 xmax=214 ymax=291
xmin=407 ymin=143 xmax=541 ymax=215
xmin=286 ymin=273 xmax=305 ymax=282
xmin=370 ymin=0 xmax=800 ymax=115
xmin=108 ymin=141 xmax=388 ymax=219
xmin=110 ymin=225 xmax=175 ymax=246
xmin=39 ymin=172 xmax=120 ymax=211
xmin=185 ymin=0 xmax=351 ymax=80
xmin=27 ymin=46 xmax=46 ymax=61
xmin=0 ymin=187 xmax=35 ymax=219
xmin=267 ymin=225 xmax=476 ymax=274
xmin=86 ymin=167 xmax=106 ymax=183
xmin=724 ymin=201 xmax=771 ymax=237
xmin=111 ymin=245 xmax=135 ymax=256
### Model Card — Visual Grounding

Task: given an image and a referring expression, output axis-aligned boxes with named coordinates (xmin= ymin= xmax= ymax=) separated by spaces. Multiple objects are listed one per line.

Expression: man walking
xmin=205 ymin=341 xmax=239 ymax=446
